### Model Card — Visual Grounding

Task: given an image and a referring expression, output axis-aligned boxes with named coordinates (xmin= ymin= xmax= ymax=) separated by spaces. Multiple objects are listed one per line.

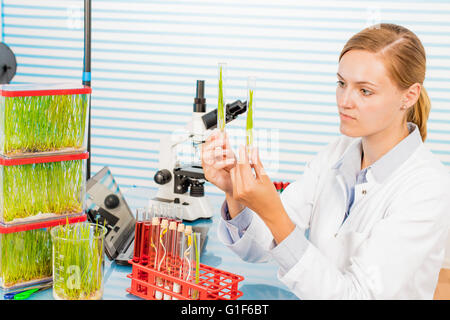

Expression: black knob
xmin=190 ymin=182 xmax=205 ymax=197
xmin=174 ymin=198 xmax=180 ymax=204
xmin=154 ymin=169 xmax=172 ymax=185
xmin=104 ymin=194 xmax=120 ymax=209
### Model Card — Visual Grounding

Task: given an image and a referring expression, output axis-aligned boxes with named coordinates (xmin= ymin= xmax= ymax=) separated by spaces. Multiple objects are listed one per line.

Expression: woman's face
xmin=336 ymin=49 xmax=406 ymax=139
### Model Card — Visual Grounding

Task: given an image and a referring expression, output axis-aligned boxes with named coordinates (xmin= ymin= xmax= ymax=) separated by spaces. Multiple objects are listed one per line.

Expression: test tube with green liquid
xmin=246 ymin=77 xmax=256 ymax=161
xmin=217 ymin=62 xmax=227 ymax=132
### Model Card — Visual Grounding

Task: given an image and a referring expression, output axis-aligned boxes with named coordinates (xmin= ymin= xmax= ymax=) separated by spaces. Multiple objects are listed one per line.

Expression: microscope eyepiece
xmin=193 ymin=80 xmax=206 ymax=113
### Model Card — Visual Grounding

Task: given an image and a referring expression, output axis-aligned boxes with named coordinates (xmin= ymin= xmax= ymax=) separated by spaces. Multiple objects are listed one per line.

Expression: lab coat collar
xmin=332 ymin=138 xmax=362 ymax=174
xmin=369 ymin=122 xmax=422 ymax=183
xmin=332 ymin=122 xmax=422 ymax=184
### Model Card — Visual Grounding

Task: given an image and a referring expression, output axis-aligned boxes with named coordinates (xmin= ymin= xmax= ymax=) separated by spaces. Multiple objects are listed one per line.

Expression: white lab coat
xmin=218 ymin=135 xmax=450 ymax=299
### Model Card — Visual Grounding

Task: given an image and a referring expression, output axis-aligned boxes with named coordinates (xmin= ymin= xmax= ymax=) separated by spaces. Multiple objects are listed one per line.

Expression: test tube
xmin=155 ymin=219 xmax=169 ymax=300
xmin=172 ymin=223 xmax=185 ymax=300
xmin=153 ymin=203 xmax=161 ymax=220
xmin=217 ymin=62 xmax=227 ymax=132
xmin=175 ymin=205 xmax=184 ymax=221
xmin=160 ymin=203 xmax=169 ymax=220
xmin=191 ymin=232 xmax=201 ymax=300
xmin=167 ymin=203 xmax=177 ymax=222
xmin=182 ymin=226 xmax=193 ymax=283
xmin=149 ymin=217 xmax=160 ymax=269
xmin=132 ymin=209 xmax=143 ymax=263
xmin=148 ymin=204 xmax=156 ymax=220
xmin=139 ymin=220 xmax=152 ymax=265
xmin=246 ymin=76 xmax=256 ymax=162
xmin=163 ymin=221 xmax=178 ymax=300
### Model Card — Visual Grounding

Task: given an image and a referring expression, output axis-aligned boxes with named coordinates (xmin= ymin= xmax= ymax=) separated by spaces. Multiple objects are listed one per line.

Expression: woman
xmin=201 ymin=24 xmax=450 ymax=299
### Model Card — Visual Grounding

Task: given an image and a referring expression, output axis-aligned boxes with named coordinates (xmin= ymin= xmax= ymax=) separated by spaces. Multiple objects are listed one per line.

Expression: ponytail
xmin=407 ymin=86 xmax=431 ymax=142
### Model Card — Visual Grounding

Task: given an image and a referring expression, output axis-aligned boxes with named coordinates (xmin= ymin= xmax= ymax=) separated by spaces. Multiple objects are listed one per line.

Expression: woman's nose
xmin=337 ymin=87 xmax=354 ymax=109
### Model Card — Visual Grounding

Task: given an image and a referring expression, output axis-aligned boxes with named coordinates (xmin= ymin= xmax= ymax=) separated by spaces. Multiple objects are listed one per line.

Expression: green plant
xmin=51 ymin=222 xmax=106 ymax=300
xmin=246 ymin=89 xmax=254 ymax=148
xmin=0 ymin=228 xmax=52 ymax=288
xmin=1 ymin=160 xmax=84 ymax=223
xmin=2 ymin=94 xmax=88 ymax=155
xmin=217 ymin=65 xmax=225 ymax=131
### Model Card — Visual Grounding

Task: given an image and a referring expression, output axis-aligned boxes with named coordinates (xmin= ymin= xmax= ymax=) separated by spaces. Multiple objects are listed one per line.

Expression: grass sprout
xmin=246 ymin=89 xmax=254 ymax=148
xmin=1 ymin=94 xmax=88 ymax=156
xmin=217 ymin=65 xmax=226 ymax=132
xmin=0 ymin=228 xmax=52 ymax=288
xmin=51 ymin=222 xmax=106 ymax=300
xmin=1 ymin=160 xmax=84 ymax=223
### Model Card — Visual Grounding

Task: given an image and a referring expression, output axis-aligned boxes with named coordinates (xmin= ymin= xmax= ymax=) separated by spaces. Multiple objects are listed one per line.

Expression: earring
xmin=401 ymin=104 xmax=407 ymax=110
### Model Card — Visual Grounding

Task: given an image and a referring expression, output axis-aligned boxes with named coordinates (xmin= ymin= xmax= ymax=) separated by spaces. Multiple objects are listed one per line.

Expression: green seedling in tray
xmin=52 ymin=222 xmax=106 ymax=300
xmin=2 ymin=94 xmax=88 ymax=156
xmin=2 ymin=160 xmax=84 ymax=223
xmin=1 ymin=228 xmax=52 ymax=288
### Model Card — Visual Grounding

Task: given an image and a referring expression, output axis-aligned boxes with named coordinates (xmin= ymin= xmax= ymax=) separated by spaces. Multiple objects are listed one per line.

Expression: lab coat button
xmin=362 ymin=190 xmax=367 ymax=195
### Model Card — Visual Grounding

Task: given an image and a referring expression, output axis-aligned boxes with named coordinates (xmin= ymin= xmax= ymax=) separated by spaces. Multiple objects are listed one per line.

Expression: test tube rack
xmin=126 ymin=256 xmax=244 ymax=300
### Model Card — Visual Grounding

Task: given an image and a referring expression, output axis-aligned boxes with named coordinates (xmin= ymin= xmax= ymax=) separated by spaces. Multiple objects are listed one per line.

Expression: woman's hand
xmin=201 ymin=130 xmax=236 ymax=196
xmin=230 ymin=145 xmax=295 ymax=244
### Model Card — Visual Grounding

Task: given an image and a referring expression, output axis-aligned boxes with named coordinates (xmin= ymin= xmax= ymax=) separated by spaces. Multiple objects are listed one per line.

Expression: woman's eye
xmin=336 ymin=80 xmax=345 ymax=87
xmin=361 ymin=88 xmax=372 ymax=96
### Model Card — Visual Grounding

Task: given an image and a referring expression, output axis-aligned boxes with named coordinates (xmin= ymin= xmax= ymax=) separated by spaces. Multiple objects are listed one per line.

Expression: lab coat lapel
xmin=338 ymin=169 xmax=382 ymax=232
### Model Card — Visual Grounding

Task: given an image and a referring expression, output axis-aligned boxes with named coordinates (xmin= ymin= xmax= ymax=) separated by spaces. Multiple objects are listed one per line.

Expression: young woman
xmin=201 ymin=24 xmax=450 ymax=299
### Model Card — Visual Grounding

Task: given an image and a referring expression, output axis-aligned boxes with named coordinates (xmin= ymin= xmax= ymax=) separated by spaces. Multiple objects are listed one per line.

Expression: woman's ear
xmin=401 ymin=83 xmax=421 ymax=110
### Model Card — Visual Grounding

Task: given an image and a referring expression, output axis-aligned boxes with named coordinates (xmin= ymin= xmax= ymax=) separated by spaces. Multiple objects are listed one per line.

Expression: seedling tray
xmin=0 ymin=83 xmax=91 ymax=158
xmin=0 ymin=152 xmax=89 ymax=226
xmin=0 ymin=214 xmax=86 ymax=291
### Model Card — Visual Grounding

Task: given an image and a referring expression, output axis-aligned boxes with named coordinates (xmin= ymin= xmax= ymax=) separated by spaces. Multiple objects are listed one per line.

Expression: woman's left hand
xmin=230 ymin=146 xmax=294 ymax=242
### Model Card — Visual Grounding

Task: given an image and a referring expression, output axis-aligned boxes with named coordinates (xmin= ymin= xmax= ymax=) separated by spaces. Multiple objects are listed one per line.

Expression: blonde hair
xmin=339 ymin=23 xmax=431 ymax=141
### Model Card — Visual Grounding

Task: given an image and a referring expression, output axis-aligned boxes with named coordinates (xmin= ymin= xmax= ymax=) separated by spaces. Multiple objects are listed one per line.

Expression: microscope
xmin=150 ymin=80 xmax=247 ymax=221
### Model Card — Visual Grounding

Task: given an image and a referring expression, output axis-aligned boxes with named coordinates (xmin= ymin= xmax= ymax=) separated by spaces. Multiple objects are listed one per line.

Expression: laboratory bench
xmin=1 ymin=187 xmax=298 ymax=301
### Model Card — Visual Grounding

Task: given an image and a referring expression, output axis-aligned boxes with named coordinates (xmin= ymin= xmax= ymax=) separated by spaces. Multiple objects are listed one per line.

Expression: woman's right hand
xmin=201 ymin=130 xmax=236 ymax=196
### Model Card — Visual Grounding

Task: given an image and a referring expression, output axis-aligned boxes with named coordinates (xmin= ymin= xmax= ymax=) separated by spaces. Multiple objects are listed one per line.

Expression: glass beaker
xmin=51 ymin=222 xmax=107 ymax=300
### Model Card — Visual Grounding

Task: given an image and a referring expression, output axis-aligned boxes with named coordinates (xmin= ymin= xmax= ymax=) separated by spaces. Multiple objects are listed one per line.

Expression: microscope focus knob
xmin=154 ymin=169 xmax=172 ymax=185
xmin=104 ymin=194 xmax=120 ymax=209
xmin=190 ymin=182 xmax=205 ymax=197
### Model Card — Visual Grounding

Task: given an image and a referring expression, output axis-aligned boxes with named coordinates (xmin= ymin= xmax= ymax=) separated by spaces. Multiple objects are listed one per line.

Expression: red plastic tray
xmin=0 ymin=152 xmax=89 ymax=166
xmin=126 ymin=258 xmax=244 ymax=300
xmin=0 ymin=85 xmax=92 ymax=97
xmin=0 ymin=214 xmax=87 ymax=234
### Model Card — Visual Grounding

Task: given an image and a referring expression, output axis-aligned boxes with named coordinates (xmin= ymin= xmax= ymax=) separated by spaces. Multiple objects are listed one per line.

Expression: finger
xmin=204 ymin=129 xmax=219 ymax=147
xmin=237 ymin=143 xmax=249 ymax=165
xmin=229 ymin=166 xmax=239 ymax=199
xmin=202 ymin=138 xmax=223 ymax=154
xmin=237 ymin=145 xmax=255 ymax=182
xmin=250 ymin=147 xmax=265 ymax=178
xmin=212 ymin=157 xmax=236 ymax=171
xmin=234 ymin=160 xmax=244 ymax=198
xmin=202 ymin=132 xmax=230 ymax=155
xmin=222 ymin=147 xmax=237 ymax=164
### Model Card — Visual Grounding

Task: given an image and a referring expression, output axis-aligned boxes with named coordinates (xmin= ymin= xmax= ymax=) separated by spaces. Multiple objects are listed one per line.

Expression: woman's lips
xmin=339 ymin=112 xmax=356 ymax=120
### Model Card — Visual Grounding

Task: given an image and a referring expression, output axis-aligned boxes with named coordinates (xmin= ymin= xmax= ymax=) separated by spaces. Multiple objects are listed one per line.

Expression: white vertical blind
xmin=1 ymin=0 xmax=449 ymax=194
